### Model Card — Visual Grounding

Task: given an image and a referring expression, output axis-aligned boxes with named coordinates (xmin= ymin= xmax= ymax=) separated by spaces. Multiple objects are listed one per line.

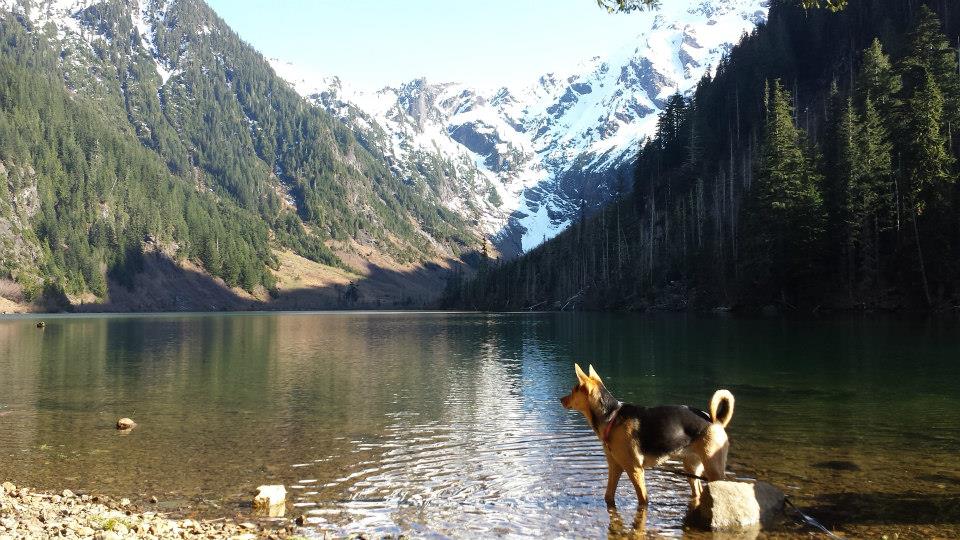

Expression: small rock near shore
xmin=253 ymin=485 xmax=286 ymax=517
xmin=116 ymin=418 xmax=136 ymax=430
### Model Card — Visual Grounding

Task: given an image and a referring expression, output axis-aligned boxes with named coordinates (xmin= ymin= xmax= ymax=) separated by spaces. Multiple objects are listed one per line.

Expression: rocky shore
xmin=0 ymin=482 xmax=306 ymax=540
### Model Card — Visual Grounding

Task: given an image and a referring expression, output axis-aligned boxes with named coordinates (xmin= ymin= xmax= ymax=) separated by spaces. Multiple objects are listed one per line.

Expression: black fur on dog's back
xmin=619 ymin=404 xmax=711 ymax=457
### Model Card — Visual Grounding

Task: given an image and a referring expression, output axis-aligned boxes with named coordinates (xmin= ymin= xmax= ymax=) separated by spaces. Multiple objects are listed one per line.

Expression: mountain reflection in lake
xmin=1 ymin=312 xmax=959 ymax=538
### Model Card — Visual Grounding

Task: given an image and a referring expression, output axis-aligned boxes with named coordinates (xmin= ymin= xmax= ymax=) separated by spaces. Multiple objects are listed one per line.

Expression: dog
xmin=560 ymin=363 xmax=734 ymax=507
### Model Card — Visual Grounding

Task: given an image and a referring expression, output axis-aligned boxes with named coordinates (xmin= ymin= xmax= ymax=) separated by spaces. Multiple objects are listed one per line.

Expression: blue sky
xmin=205 ymin=0 xmax=650 ymax=89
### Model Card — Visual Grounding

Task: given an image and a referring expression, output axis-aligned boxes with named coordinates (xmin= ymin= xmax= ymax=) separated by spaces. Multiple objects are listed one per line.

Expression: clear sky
xmin=205 ymin=0 xmax=651 ymax=90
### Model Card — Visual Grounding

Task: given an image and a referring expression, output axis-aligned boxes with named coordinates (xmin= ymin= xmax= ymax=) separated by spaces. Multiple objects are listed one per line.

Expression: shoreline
xmin=0 ymin=481 xmax=306 ymax=540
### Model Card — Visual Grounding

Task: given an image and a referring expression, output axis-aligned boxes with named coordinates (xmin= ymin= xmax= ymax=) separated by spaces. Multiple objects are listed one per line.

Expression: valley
xmin=0 ymin=0 xmax=764 ymax=311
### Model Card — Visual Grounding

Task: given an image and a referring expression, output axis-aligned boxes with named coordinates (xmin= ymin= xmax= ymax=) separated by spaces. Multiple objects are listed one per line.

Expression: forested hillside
xmin=447 ymin=0 xmax=960 ymax=312
xmin=0 ymin=0 xmax=475 ymax=310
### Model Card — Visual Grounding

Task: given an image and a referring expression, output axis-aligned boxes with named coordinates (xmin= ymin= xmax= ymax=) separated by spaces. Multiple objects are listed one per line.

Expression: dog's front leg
xmin=604 ymin=459 xmax=623 ymax=507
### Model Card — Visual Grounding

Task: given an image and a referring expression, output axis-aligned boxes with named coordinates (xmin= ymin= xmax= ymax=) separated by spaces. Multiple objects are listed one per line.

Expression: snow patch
xmin=272 ymin=0 xmax=767 ymax=253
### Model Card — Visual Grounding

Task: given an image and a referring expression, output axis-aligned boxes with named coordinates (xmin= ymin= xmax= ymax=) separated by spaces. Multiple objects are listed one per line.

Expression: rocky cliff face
xmin=274 ymin=0 xmax=768 ymax=257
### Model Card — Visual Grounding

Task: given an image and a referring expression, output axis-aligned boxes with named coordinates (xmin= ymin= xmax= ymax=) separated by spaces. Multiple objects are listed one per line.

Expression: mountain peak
xmin=273 ymin=0 xmax=767 ymax=256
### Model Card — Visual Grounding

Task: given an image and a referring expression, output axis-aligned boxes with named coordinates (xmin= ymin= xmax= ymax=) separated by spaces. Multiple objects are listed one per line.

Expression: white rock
xmin=689 ymin=480 xmax=785 ymax=531
xmin=252 ymin=485 xmax=286 ymax=517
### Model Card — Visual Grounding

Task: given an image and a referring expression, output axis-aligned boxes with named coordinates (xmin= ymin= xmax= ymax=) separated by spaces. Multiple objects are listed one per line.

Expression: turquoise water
xmin=1 ymin=312 xmax=958 ymax=538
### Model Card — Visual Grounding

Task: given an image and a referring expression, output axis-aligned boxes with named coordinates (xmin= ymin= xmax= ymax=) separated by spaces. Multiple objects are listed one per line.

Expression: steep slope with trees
xmin=0 ymin=0 xmax=476 ymax=309
xmin=448 ymin=0 xmax=960 ymax=312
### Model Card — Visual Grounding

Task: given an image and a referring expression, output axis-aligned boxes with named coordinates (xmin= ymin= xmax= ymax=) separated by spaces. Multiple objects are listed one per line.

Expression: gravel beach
xmin=0 ymin=481 xmax=306 ymax=539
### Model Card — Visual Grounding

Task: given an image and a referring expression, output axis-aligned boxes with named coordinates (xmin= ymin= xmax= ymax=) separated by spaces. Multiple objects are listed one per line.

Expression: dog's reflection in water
xmin=607 ymin=506 xmax=647 ymax=539
xmin=607 ymin=507 xmax=761 ymax=540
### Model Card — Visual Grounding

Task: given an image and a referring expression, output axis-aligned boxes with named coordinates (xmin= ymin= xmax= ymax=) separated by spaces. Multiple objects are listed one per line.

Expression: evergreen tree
xmin=739 ymin=80 xmax=824 ymax=304
xmin=904 ymin=6 xmax=960 ymax=135
xmin=901 ymin=70 xmax=953 ymax=214
xmin=850 ymin=95 xmax=894 ymax=297
xmin=822 ymin=85 xmax=857 ymax=294
xmin=897 ymin=66 xmax=954 ymax=305
xmin=856 ymin=38 xmax=902 ymax=116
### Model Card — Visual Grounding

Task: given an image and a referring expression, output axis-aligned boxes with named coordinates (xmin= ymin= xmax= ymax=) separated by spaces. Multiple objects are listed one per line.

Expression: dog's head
xmin=560 ymin=363 xmax=605 ymax=413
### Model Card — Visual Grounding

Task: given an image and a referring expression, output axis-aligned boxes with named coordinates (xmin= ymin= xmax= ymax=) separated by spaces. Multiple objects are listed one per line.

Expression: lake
xmin=1 ymin=312 xmax=959 ymax=538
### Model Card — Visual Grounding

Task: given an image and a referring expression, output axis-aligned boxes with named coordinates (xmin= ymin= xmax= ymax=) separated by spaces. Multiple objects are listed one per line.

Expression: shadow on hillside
xmin=73 ymin=247 xmax=474 ymax=313
xmin=493 ymin=159 xmax=630 ymax=260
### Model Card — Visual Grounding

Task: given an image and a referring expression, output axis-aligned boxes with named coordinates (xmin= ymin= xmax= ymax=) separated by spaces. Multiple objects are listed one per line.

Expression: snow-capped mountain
xmin=274 ymin=0 xmax=768 ymax=257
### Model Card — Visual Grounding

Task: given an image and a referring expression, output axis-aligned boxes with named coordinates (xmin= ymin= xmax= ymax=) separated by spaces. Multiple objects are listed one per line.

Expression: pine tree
xmin=851 ymin=95 xmax=893 ymax=297
xmin=740 ymin=80 xmax=824 ymax=305
xmin=856 ymin=38 xmax=902 ymax=117
xmin=904 ymin=6 xmax=960 ymax=135
xmin=898 ymin=66 xmax=954 ymax=306
xmin=822 ymin=84 xmax=857 ymax=295
xmin=901 ymin=70 xmax=954 ymax=215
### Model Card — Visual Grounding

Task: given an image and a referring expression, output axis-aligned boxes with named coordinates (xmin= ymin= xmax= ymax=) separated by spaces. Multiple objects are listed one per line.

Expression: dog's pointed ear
xmin=588 ymin=364 xmax=603 ymax=384
xmin=574 ymin=363 xmax=588 ymax=383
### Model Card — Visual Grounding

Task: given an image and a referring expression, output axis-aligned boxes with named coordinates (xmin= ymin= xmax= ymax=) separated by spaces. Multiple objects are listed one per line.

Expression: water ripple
xmin=290 ymin=402 xmax=695 ymax=537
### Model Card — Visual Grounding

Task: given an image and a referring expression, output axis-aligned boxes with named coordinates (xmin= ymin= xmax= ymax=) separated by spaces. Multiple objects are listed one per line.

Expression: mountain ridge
xmin=0 ymin=0 xmax=768 ymax=312
xmin=0 ymin=0 xmax=477 ymax=311
xmin=273 ymin=0 xmax=768 ymax=257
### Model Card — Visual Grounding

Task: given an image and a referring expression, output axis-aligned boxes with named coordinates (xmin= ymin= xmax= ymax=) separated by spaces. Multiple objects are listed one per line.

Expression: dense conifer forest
xmin=447 ymin=0 xmax=960 ymax=311
xmin=0 ymin=0 xmax=475 ymax=306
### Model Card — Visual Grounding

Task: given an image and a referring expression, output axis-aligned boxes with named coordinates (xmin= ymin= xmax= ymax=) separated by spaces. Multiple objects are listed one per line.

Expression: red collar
xmin=601 ymin=404 xmax=622 ymax=443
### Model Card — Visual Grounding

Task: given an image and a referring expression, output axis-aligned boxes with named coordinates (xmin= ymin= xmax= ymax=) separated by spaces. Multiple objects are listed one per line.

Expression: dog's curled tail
xmin=709 ymin=389 xmax=735 ymax=427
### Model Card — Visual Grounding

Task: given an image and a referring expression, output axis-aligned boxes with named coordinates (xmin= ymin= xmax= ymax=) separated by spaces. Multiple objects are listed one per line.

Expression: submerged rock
xmin=688 ymin=480 xmax=785 ymax=531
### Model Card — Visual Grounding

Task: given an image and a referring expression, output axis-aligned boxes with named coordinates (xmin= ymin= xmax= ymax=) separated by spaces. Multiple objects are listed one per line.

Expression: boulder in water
xmin=688 ymin=480 xmax=785 ymax=532
xmin=116 ymin=418 xmax=137 ymax=430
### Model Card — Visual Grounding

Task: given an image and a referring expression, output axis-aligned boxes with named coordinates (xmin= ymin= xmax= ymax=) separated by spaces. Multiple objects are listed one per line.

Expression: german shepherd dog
xmin=560 ymin=364 xmax=734 ymax=507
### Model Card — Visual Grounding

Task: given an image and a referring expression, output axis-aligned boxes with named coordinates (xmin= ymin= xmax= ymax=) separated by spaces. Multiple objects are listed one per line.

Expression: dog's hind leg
xmin=700 ymin=424 xmax=730 ymax=482
xmin=625 ymin=466 xmax=648 ymax=506
xmin=605 ymin=458 xmax=624 ymax=507
xmin=682 ymin=452 xmax=705 ymax=505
